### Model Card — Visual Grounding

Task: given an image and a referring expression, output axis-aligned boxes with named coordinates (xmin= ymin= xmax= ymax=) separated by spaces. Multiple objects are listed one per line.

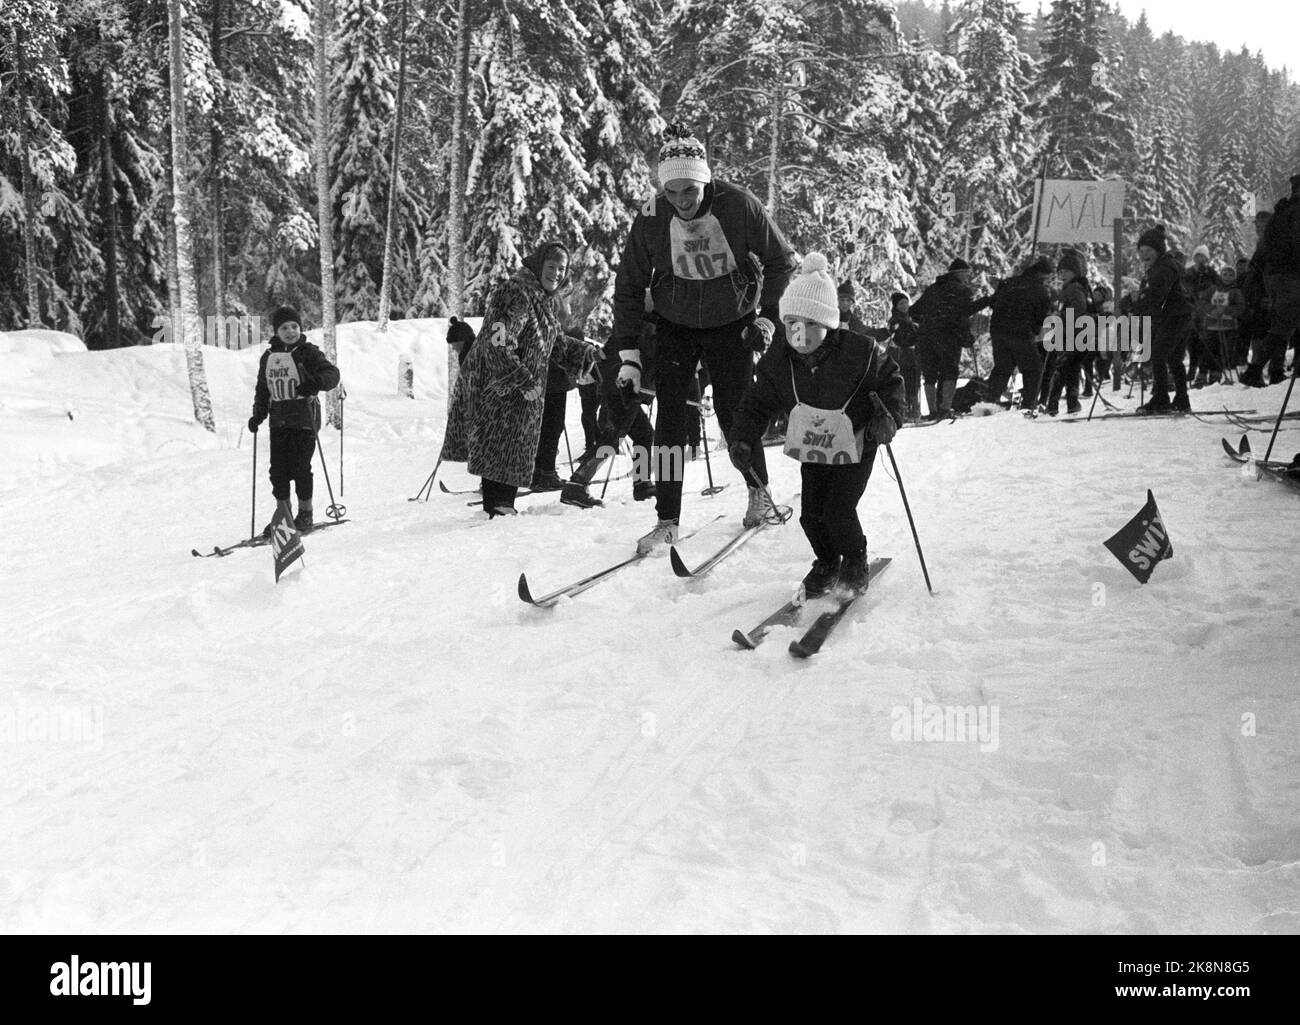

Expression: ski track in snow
xmin=1 ymin=325 xmax=1298 ymax=933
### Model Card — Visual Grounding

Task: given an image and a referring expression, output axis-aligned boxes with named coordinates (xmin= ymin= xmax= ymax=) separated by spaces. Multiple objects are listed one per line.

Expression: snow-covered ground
xmin=1 ymin=322 xmax=1297 ymax=934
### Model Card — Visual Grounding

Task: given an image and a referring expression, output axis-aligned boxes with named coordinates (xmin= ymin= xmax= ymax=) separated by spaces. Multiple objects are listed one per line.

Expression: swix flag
xmin=269 ymin=511 xmax=305 ymax=582
xmin=1103 ymin=490 xmax=1173 ymax=584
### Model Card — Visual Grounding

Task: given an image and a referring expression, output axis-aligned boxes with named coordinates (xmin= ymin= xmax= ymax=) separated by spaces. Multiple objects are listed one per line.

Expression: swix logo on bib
xmin=669 ymin=213 xmax=738 ymax=281
xmin=265 ymin=351 xmax=302 ymax=402
xmin=784 ymin=405 xmax=863 ymax=464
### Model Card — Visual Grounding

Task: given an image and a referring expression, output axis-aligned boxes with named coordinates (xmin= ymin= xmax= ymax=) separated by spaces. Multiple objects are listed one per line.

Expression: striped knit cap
xmin=658 ymin=123 xmax=711 ymax=185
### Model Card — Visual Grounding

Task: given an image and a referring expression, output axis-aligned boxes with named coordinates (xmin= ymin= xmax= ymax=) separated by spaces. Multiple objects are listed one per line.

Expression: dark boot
xmin=531 ymin=468 xmax=565 ymax=492
xmin=294 ymin=500 xmax=314 ymax=534
xmin=633 ymin=479 xmax=656 ymax=502
xmin=1171 ymin=393 xmax=1191 ymax=413
xmin=939 ymin=380 xmax=956 ymax=415
xmin=1240 ymin=364 xmax=1266 ymax=388
xmin=560 ymin=481 xmax=603 ymax=509
xmin=838 ymin=548 xmax=870 ymax=594
xmin=1066 ymin=394 xmax=1081 ymax=415
xmin=801 ymin=556 xmax=841 ymax=598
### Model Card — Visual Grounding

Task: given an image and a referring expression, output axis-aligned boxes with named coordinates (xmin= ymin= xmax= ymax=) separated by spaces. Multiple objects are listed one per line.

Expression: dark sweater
xmin=252 ymin=339 xmax=340 ymax=431
xmin=733 ymin=329 xmax=906 ymax=453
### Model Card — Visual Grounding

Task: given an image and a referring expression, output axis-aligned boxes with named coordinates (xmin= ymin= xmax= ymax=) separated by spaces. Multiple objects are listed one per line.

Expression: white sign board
xmin=1032 ymin=179 xmax=1126 ymax=244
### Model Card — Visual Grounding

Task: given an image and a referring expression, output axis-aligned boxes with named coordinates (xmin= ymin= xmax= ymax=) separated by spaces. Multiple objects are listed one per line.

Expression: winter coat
xmin=443 ymin=266 xmax=598 ymax=487
xmin=888 ymin=310 xmax=918 ymax=349
xmin=988 ymin=272 xmax=1053 ymax=340
xmin=1260 ymin=196 xmax=1300 ymax=276
xmin=1201 ymin=283 xmax=1246 ymax=333
xmin=911 ymin=273 xmax=986 ymax=349
xmin=732 ymin=329 xmax=906 ymax=456
xmin=610 ymin=179 xmax=796 ymax=349
xmin=1135 ymin=252 xmax=1193 ymax=325
xmin=1059 ymin=278 xmax=1090 ymax=319
xmin=251 ymin=339 xmax=340 ymax=432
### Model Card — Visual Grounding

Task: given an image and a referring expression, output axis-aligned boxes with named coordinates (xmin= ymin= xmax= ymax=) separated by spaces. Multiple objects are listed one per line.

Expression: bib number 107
xmin=675 ymin=252 xmax=729 ymax=280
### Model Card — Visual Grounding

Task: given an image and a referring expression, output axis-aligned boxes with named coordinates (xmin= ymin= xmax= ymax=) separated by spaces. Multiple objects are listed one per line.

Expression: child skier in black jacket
xmin=248 ymin=306 xmax=341 ymax=534
xmin=730 ymin=253 xmax=906 ymax=597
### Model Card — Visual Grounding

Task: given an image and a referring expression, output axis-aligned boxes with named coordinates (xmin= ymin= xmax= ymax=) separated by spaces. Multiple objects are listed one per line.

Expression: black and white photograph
xmin=1 ymin=0 xmax=1298 ymax=967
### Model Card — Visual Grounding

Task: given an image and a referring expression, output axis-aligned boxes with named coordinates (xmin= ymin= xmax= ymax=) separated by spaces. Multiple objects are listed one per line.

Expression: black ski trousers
xmin=653 ymin=318 xmax=767 ymax=521
xmin=800 ymin=456 xmax=875 ymax=562
xmin=986 ymin=332 xmax=1043 ymax=410
xmin=269 ymin=427 xmax=315 ymax=502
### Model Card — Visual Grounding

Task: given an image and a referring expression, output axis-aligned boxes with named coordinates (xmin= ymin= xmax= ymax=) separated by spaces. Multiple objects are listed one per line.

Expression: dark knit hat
xmin=837 ymin=279 xmax=856 ymax=299
xmin=1057 ymin=249 xmax=1086 ymax=279
xmin=1137 ymin=224 xmax=1168 ymax=255
xmin=271 ymin=305 xmax=302 ymax=333
xmin=890 ymin=291 xmax=909 ymax=308
xmin=948 ymin=258 xmax=971 ymax=272
xmin=1026 ymin=256 xmax=1054 ymax=276
xmin=446 ymin=316 xmax=476 ymax=346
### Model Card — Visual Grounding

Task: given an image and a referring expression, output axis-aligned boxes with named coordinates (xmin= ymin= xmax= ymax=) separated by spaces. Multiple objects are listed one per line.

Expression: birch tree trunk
xmin=315 ymin=0 xmax=340 ymax=427
xmin=16 ymin=25 xmax=42 ymax=328
xmin=161 ymin=128 xmax=182 ymax=333
xmin=446 ymin=0 xmax=471 ymax=395
xmin=377 ymin=0 xmax=409 ymax=331
xmin=168 ymin=0 xmax=216 ymax=431
xmin=766 ymin=78 xmax=783 ymax=216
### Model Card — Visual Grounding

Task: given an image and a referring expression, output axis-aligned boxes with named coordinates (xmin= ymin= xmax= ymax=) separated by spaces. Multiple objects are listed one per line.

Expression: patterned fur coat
xmin=443 ymin=266 xmax=597 ymax=487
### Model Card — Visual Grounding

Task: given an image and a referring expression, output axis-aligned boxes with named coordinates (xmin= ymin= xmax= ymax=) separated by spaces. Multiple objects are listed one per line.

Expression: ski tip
xmin=517 ymin=573 xmax=535 ymax=604
xmin=788 ymin=640 xmax=813 ymax=659
xmin=437 ymin=479 xmax=454 ymax=494
xmin=669 ymin=546 xmax=693 ymax=577
xmin=732 ymin=629 xmax=756 ymax=650
xmin=191 ymin=549 xmax=204 ymax=558
xmin=1241 ymin=435 xmax=1252 ymax=455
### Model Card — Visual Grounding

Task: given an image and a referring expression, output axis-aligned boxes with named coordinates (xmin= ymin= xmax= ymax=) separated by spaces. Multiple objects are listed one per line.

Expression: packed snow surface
xmin=1 ymin=323 xmax=1296 ymax=934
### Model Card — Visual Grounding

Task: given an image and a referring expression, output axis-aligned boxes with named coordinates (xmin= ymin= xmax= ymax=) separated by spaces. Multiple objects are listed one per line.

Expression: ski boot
xmin=743 ymin=486 xmax=775 ymax=527
xmin=1066 ymin=397 xmax=1081 ymax=415
xmin=294 ymin=501 xmax=314 ymax=534
xmin=837 ymin=548 xmax=870 ymax=595
xmin=560 ymin=481 xmax=603 ymax=509
xmin=801 ymin=556 xmax=841 ymax=599
xmin=1239 ymin=365 xmax=1265 ymax=388
xmin=633 ymin=479 xmax=657 ymax=502
xmin=531 ymin=469 xmax=565 ymax=492
xmin=636 ymin=518 xmax=679 ymax=556
xmin=1171 ymin=393 xmax=1191 ymax=413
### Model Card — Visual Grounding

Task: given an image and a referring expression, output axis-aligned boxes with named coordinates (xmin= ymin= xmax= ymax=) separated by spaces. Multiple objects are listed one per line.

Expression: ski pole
xmin=338 ymin=383 xmax=346 ymax=496
xmin=1086 ymin=385 xmax=1101 ymax=422
xmin=1263 ymin=374 xmax=1297 ymax=464
xmin=884 ymin=444 xmax=934 ymax=595
xmin=563 ymin=424 xmax=574 ymax=474
xmin=598 ymin=439 xmax=621 ymax=501
xmin=410 ymin=454 xmax=442 ymax=501
xmin=251 ymin=429 xmax=258 ymax=541
xmin=314 ymin=430 xmax=346 ymax=521
xmin=701 ymin=407 xmax=725 ymax=496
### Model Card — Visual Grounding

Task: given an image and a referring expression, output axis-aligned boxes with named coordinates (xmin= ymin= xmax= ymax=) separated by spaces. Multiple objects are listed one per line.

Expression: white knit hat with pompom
xmin=778 ymin=252 xmax=840 ymax=330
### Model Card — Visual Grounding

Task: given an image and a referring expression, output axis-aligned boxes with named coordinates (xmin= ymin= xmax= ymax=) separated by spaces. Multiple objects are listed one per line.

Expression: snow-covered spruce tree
xmin=332 ymin=0 xmax=419 ymax=323
xmin=65 ymin=0 xmax=170 ymax=348
xmin=1202 ymin=136 xmax=1250 ymax=261
xmin=563 ymin=0 xmax=664 ymax=337
xmin=1031 ymin=0 xmax=1126 ymax=181
xmin=376 ymin=0 xmax=410 ymax=331
xmin=941 ymin=0 xmax=1040 ymax=282
xmin=166 ymin=0 xmax=215 ymax=431
xmin=0 ymin=3 xmax=98 ymax=335
xmin=460 ymin=4 xmax=592 ymax=311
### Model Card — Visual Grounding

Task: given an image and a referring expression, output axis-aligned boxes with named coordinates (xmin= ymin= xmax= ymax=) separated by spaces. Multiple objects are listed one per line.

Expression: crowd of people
xmin=268 ymin=125 xmax=1292 ymax=590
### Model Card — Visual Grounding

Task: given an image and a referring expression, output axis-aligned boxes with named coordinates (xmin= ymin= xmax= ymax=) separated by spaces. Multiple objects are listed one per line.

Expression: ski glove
xmin=617 ymin=349 xmax=642 ymax=394
xmin=728 ymin=440 xmax=753 ymax=473
xmin=248 ymin=416 xmax=261 ymax=434
xmin=866 ymin=393 xmax=898 ymax=445
xmin=742 ymin=317 xmax=775 ymax=353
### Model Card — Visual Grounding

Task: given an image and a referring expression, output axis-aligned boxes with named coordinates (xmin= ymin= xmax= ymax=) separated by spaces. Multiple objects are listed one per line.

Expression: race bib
xmin=783 ymin=403 xmax=863 ymax=465
xmin=265 ymin=352 xmax=302 ymax=402
xmin=1211 ymin=291 xmax=1229 ymax=308
xmin=669 ymin=213 xmax=738 ymax=281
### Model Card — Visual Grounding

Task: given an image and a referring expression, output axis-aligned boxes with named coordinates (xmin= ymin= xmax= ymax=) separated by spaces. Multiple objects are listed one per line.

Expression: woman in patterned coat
xmin=443 ymin=241 xmax=599 ymax=515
